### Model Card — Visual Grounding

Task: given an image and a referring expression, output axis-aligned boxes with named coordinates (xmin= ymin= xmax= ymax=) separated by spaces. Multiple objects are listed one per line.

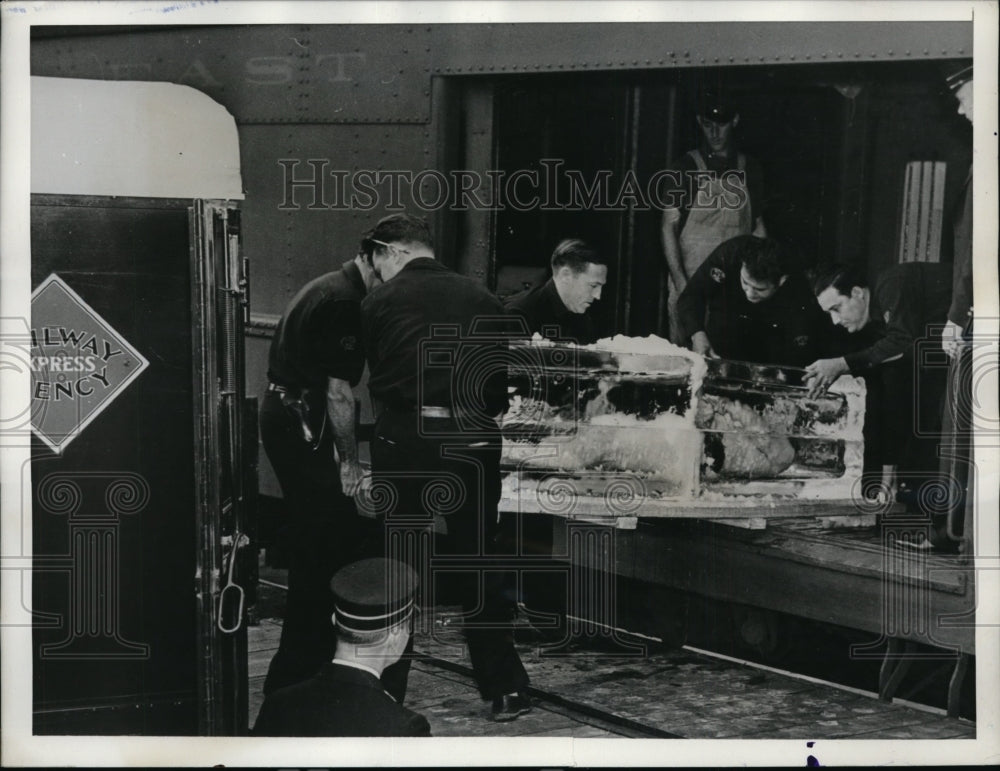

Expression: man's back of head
xmin=361 ymin=213 xmax=435 ymax=281
xmin=362 ymin=213 xmax=434 ymax=253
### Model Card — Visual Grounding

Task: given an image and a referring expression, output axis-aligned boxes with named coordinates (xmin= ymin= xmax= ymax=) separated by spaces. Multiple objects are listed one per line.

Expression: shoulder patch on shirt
xmin=794 ymin=334 xmax=810 ymax=348
xmin=340 ymin=335 xmax=357 ymax=351
xmin=710 ymin=267 xmax=726 ymax=284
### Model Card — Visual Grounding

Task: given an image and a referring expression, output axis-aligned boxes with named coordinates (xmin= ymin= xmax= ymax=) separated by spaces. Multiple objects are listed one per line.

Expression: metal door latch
xmin=217 ymin=531 xmax=250 ymax=634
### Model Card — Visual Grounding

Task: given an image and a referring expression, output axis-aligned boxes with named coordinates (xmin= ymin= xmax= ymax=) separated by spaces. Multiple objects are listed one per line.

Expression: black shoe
xmin=491 ymin=692 xmax=532 ymax=722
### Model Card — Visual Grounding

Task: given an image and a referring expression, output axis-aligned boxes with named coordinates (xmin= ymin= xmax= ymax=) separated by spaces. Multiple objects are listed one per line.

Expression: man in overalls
xmin=660 ymin=89 xmax=766 ymax=344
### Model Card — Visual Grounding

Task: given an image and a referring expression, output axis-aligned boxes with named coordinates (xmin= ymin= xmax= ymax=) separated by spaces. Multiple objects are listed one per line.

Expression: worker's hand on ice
xmin=942 ymin=320 xmax=964 ymax=359
xmin=691 ymin=331 xmax=718 ymax=358
xmin=804 ymin=357 xmax=848 ymax=397
xmin=339 ymin=460 xmax=366 ymax=497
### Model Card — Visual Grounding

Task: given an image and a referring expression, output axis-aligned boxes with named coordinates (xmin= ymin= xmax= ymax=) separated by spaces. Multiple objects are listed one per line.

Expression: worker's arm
xmin=318 ymin=296 xmax=368 ymax=497
xmin=803 ymin=356 xmax=849 ymax=398
xmin=808 ymin=274 xmax=919 ymax=396
xmin=676 ymin=249 xmax=723 ymax=355
xmin=660 ymin=208 xmax=688 ymax=292
xmin=842 ymin=276 xmax=915 ymax=373
xmin=327 ymin=376 xmax=364 ymax=496
xmin=944 ymin=231 xmax=972 ymax=358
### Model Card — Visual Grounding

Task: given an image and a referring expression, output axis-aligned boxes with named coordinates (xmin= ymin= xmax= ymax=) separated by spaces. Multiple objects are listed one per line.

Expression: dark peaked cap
xmin=331 ymin=558 xmax=418 ymax=633
xmin=697 ymin=88 xmax=738 ymax=123
xmin=945 ymin=63 xmax=972 ymax=90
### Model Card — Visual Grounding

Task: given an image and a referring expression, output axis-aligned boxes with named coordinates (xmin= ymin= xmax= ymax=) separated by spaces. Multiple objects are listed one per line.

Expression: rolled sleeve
xmin=313 ymin=299 xmax=365 ymax=386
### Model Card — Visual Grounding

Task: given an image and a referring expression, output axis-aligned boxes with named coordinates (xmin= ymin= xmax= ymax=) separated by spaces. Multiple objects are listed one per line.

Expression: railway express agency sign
xmin=30 ymin=275 xmax=149 ymax=453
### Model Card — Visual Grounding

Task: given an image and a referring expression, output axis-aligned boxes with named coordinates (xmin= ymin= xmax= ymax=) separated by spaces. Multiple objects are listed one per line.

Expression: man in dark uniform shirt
xmin=360 ymin=213 xmax=532 ymax=722
xmin=806 ymin=262 xmax=953 ymax=521
xmin=503 ymin=238 xmax=608 ymax=641
xmin=252 ymin=558 xmax=430 ymax=737
xmin=259 ymin=246 xmax=381 ymax=694
xmin=505 ymin=238 xmax=608 ymax=344
xmin=942 ymin=63 xmax=974 ymax=356
xmin=939 ymin=64 xmax=974 ymax=552
xmin=677 ymin=235 xmax=831 ymax=367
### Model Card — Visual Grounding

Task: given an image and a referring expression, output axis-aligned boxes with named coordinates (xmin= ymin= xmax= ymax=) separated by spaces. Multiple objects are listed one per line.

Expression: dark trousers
xmin=862 ymin=357 xmax=947 ymax=481
xmin=937 ymin=337 xmax=973 ymax=541
xmin=259 ymin=389 xmax=374 ymax=695
xmin=864 ymin=355 xmax=957 ymax=544
xmin=372 ymin=409 xmax=529 ymax=703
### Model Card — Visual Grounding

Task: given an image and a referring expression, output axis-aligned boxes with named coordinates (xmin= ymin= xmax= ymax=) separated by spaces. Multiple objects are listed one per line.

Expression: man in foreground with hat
xmin=660 ymin=87 xmax=767 ymax=344
xmin=252 ymin=558 xmax=430 ymax=736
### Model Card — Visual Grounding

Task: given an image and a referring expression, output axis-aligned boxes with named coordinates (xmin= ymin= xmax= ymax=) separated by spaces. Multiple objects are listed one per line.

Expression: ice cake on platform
xmin=500 ymin=334 xmax=866 ymax=523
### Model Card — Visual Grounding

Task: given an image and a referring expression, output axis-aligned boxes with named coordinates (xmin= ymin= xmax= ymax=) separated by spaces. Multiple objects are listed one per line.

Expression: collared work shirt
xmin=842 ymin=262 xmax=953 ymax=374
xmin=504 ymin=277 xmax=599 ymax=345
xmin=267 ymin=260 xmax=367 ymax=390
xmin=361 ymin=257 xmax=508 ymax=414
xmin=676 ymin=235 xmax=831 ymax=367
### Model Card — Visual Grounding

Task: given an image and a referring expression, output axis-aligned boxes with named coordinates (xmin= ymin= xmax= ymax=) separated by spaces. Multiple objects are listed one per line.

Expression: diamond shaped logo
xmin=30 ymin=274 xmax=149 ymax=454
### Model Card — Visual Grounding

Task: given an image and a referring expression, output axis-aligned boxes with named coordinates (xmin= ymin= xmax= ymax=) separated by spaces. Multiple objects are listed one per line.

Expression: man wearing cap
xmin=360 ymin=213 xmax=532 ymax=722
xmin=259 ymin=239 xmax=381 ymax=695
xmin=943 ymin=63 xmax=973 ymax=359
xmin=660 ymin=88 xmax=767 ymax=344
xmin=252 ymin=558 xmax=431 ymax=737
xmin=937 ymin=63 xmax=974 ymax=553
xmin=676 ymin=235 xmax=831 ymax=367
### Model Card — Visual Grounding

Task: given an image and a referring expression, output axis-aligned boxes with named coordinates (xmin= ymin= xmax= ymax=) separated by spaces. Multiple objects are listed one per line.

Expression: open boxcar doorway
xmin=477 ymin=62 xmax=966 ymax=340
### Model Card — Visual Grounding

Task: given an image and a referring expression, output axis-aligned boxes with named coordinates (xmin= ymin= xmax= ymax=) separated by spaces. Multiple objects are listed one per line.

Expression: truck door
xmin=30 ymin=196 xmax=252 ymax=735
xmin=191 ymin=200 xmax=253 ymax=735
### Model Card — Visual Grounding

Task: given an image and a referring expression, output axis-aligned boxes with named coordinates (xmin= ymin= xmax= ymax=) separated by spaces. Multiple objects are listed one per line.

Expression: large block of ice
xmin=501 ymin=334 xmax=866 ymax=513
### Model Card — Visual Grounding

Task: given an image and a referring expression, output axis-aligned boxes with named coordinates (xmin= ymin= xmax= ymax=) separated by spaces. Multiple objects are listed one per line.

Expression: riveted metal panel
xmin=238 ymin=123 xmax=434 ymax=316
xmin=31 ymin=25 xmax=433 ymax=124
xmin=430 ymin=22 xmax=972 ymax=74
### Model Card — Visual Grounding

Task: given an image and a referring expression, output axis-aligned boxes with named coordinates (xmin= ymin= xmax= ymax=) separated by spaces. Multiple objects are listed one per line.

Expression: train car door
xmin=28 ymin=77 xmax=251 ymax=735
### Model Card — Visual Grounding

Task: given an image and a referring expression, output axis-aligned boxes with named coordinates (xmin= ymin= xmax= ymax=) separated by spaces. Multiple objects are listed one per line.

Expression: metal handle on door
xmin=217 ymin=531 xmax=250 ymax=634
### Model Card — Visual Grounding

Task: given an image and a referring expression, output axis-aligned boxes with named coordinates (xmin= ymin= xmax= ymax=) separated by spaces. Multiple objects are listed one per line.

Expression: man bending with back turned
xmin=360 ymin=213 xmax=532 ymax=722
